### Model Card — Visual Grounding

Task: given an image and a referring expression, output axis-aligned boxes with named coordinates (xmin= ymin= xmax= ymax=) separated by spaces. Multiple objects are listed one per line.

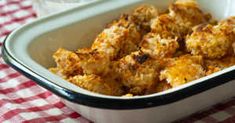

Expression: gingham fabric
xmin=0 ymin=0 xmax=90 ymax=122
xmin=1 ymin=0 xmax=235 ymax=123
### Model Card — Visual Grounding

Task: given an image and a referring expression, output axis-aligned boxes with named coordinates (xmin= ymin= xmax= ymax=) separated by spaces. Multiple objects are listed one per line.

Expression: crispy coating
xmin=186 ymin=24 xmax=232 ymax=59
xmin=131 ymin=4 xmax=158 ymax=34
xmin=218 ymin=16 xmax=235 ymax=42
xmin=218 ymin=16 xmax=235 ymax=33
xmin=115 ymin=51 xmax=161 ymax=95
xmin=169 ymin=0 xmax=211 ymax=27
xmin=140 ymin=33 xmax=179 ymax=59
xmin=205 ymin=55 xmax=235 ymax=75
xmin=92 ymin=15 xmax=141 ymax=60
xmin=52 ymin=48 xmax=83 ymax=77
xmin=110 ymin=15 xmax=142 ymax=58
xmin=52 ymin=48 xmax=111 ymax=77
xmin=75 ymin=48 xmax=111 ymax=76
xmin=91 ymin=26 xmax=128 ymax=60
xmin=68 ymin=74 xmax=124 ymax=96
xmin=109 ymin=15 xmax=141 ymax=44
xmin=151 ymin=14 xmax=184 ymax=38
xmin=151 ymin=0 xmax=211 ymax=38
xmin=160 ymin=55 xmax=205 ymax=87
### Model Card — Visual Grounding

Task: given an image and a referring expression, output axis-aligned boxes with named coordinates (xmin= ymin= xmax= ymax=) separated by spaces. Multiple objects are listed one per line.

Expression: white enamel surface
xmin=4 ymin=0 xmax=235 ymax=122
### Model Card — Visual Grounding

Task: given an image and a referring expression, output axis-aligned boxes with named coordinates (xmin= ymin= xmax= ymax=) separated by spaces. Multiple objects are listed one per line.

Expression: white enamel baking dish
xmin=2 ymin=0 xmax=235 ymax=123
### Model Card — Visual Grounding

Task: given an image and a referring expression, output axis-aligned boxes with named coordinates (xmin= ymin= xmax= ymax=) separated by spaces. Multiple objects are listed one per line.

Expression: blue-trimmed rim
xmin=2 ymin=35 xmax=235 ymax=109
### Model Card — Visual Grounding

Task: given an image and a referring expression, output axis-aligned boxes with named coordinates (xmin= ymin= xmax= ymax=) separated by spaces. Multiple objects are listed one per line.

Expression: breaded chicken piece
xmin=218 ymin=16 xmax=235 ymax=33
xmin=205 ymin=55 xmax=235 ymax=75
xmin=52 ymin=48 xmax=83 ymax=77
xmin=169 ymin=0 xmax=212 ymax=27
xmin=160 ymin=55 xmax=205 ymax=87
xmin=186 ymin=24 xmax=232 ymax=59
xmin=115 ymin=51 xmax=161 ymax=95
xmin=140 ymin=33 xmax=179 ymax=59
xmin=109 ymin=15 xmax=141 ymax=44
xmin=131 ymin=4 xmax=158 ymax=34
xmin=75 ymin=48 xmax=111 ymax=76
xmin=52 ymin=48 xmax=111 ymax=77
xmin=219 ymin=17 xmax=235 ymax=55
xmin=151 ymin=14 xmax=183 ymax=38
xmin=91 ymin=26 xmax=128 ymax=60
xmin=68 ymin=74 xmax=124 ymax=96
xmin=151 ymin=0 xmax=211 ymax=38
xmin=218 ymin=16 xmax=235 ymax=41
xmin=109 ymin=15 xmax=142 ymax=58
xmin=92 ymin=15 xmax=141 ymax=60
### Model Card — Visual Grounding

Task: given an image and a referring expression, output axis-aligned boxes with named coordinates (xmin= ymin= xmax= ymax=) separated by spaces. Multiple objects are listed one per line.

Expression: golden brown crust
xmin=91 ymin=25 xmax=128 ymax=60
xmin=151 ymin=0 xmax=212 ymax=39
xmin=115 ymin=51 xmax=161 ymax=95
xmin=169 ymin=0 xmax=210 ymax=26
xmin=140 ymin=33 xmax=179 ymax=59
xmin=131 ymin=4 xmax=158 ymax=34
xmin=186 ymin=24 xmax=232 ymax=59
xmin=52 ymin=48 xmax=83 ymax=77
xmin=75 ymin=48 xmax=111 ymax=76
xmin=205 ymin=55 xmax=235 ymax=75
xmin=52 ymin=48 xmax=111 ymax=77
xmin=68 ymin=74 xmax=125 ymax=96
xmin=151 ymin=14 xmax=183 ymax=38
xmin=160 ymin=55 xmax=205 ymax=87
xmin=92 ymin=15 xmax=141 ymax=60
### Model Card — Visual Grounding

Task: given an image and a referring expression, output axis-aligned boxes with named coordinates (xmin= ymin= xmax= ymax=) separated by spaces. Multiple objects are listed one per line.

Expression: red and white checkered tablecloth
xmin=0 ymin=0 xmax=90 ymax=122
xmin=1 ymin=0 xmax=235 ymax=123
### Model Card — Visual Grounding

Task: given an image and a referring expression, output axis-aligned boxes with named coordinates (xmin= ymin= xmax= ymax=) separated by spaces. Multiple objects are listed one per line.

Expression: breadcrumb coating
xmin=218 ymin=16 xmax=235 ymax=42
xmin=110 ymin=15 xmax=142 ymax=58
xmin=52 ymin=48 xmax=83 ymax=77
xmin=140 ymin=33 xmax=179 ymax=59
xmin=91 ymin=25 xmax=128 ymax=60
xmin=68 ymin=74 xmax=124 ymax=96
xmin=186 ymin=24 xmax=232 ymax=59
xmin=160 ymin=55 xmax=205 ymax=87
xmin=218 ymin=16 xmax=235 ymax=33
xmin=52 ymin=48 xmax=111 ymax=77
xmin=151 ymin=14 xmax=183 ymax=38
xmin=75 ymin=48 xmax=111 ymax=76
xmin=131 ymin=4 xmax=158 ymax=34
xmin=151 ymin=0 xmax=211 ymax=38
xmin=169 ymin=0 xmax=211 ymax=27
xmin=115 ymin=51 xmax=161 ymax=95
xmin=205 ymin=55 xmax=235 ymax=75
xmin=92 ymin=15 xmax=141 ymax=60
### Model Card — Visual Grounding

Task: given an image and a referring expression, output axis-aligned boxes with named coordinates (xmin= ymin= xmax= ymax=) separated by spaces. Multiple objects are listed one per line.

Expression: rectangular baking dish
xmin=2 ymin=0 xmax=235 ymax=123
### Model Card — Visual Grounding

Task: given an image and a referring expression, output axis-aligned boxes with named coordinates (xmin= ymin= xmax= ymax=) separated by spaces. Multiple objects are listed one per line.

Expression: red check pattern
xmin=0 ymin=0 xmax=90 ymax=122
xmin=1 ymin=0 xmax=235 ymax=123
